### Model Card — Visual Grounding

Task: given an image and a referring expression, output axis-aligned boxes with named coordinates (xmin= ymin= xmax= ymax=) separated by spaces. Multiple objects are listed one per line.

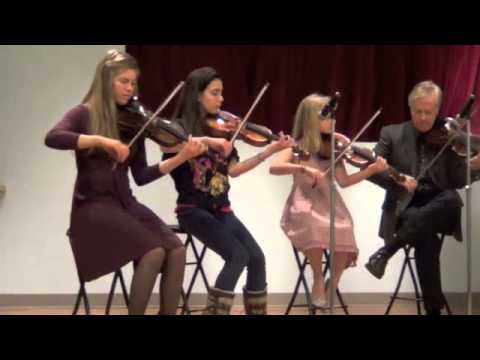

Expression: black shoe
xmin=365 ymin=249 xmax=390 ymax=279
xmin=425 ymin=309 xmax=441 ymax=316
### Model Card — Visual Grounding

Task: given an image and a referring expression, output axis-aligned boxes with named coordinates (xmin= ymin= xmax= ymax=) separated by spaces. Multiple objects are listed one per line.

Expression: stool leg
xmin=186 ymin=238 xmax=209 ymax=300
xmin=105 ymin=271 xmax=119 ymax=315
xmin=81 ymin=283 xmax=91 ymax=315
xmin=286 ymin=249 xmax=313 ymax=315
xmin=323 ymin=250 xmax=330 ymax=277
xmin=296 ymin=250 xmax=315 ymax=315
xmin=185 ymin=235 xmax=199 ymax=299
xmin=73 ymin=286 xmax=83 ymax=315
xmin=119 ymin=270 xmax=130 ymax=308
xmin=336 ymin=289 xmax=350 ymax=315
xmin=298 ymin=258 xmax=314 ymax=315
xmin=385 ymin=249 xmax=409 ymax=315
xmin=198 ymin=245 xmax=210 ymax=289
xmin=189 ymin=239 xmax=209 ymax=294
xmin=444 ymin=296 xmax=453 ymax=315
xmin=406 ymin=254 xmax=422 ymax=315
xmin=285 ymin=273 xmax=303 ymax=315
xmin=73 ymin=272 xmax=91 ymax=316
xmin=104 ymin=269 xmax=131 ymax=314
xmin=438 ymin=234 xmax=452 ymax=315
xmin=285 ymin=253 xmax=306 ymax=315
xmin=323 ymin=250 xmax=349 ymax=315
xmin=180 ymin=289 xmax=191 ymax=315
xmin=178 ymin=235 xmax=192 ymax=315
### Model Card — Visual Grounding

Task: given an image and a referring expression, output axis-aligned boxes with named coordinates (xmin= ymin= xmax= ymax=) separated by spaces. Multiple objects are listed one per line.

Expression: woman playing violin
xmin=44 ymin=50 xmax=207 ymax=315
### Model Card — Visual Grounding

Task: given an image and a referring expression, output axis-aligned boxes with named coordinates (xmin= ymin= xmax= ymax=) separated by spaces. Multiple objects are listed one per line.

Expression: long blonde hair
xmin=82 ymin=49 xmax=140 ymax=139
xmin=292 ymin=93 xmax=330 ymax=155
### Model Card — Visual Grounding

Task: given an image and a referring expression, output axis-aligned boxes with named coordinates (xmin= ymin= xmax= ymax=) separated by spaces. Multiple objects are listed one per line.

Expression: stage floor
xmin=0 ymin=303 xmax=471 ymax=315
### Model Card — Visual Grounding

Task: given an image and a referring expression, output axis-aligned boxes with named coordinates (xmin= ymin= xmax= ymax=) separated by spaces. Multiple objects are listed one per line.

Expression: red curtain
xmin=127 ymin=45 xmax=480 ymax=140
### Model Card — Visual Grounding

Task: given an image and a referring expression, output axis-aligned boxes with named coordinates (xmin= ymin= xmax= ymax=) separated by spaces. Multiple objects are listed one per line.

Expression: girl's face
xmin=318 ymin=117 xmax=333 ymax=134
xmin=304 ymin=99 xmax=333 ymax=136
xmin=112 ymin=69 xmax=138 ymax=106
xmin=199 ymin=79 xmax=224 ymax=114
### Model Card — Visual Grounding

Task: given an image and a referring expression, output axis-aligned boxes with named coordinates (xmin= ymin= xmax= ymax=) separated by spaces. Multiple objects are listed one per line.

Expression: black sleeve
xmin=368 ymin=126 xmax=402 ymax=191
xmin=228 ymin=147 xmax=240 ymax=165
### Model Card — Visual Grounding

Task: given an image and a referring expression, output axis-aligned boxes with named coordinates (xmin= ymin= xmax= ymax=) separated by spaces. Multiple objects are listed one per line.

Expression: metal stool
xmin=385 ymin=234 xmax=453 ymax=315
xmin=69 ymin=234 xmax=130 ymax=315
xmin=285 ymin=246 xmax=349 ymax=315
xmin=167 ymin=225 xmax=210 ymax=314
xmin=73 ymin=269 xmax=130 ymax=315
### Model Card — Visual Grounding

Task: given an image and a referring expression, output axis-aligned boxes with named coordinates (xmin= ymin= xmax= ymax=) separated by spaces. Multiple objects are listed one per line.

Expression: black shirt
xmin=163 ymin=147 xmax=240 ymax=212
xmin=412 ymin=131 xmax=442 ymax=204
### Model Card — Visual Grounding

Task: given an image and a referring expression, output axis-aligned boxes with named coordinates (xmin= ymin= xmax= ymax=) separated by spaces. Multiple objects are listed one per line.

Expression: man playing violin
xmin=365 ymin=80 xmax=480 ymax=315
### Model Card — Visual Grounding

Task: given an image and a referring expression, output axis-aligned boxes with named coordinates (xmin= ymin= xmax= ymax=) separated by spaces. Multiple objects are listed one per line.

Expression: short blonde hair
xmin=408 ymin=80 xmax=442 ymax=109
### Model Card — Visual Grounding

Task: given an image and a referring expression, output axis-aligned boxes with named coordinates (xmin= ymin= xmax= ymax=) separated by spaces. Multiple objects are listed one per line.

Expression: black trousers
xmin=178 ymin=207 xmax=267 ymax=292
xmin=388 ymin=190 xmax=461 ymax=312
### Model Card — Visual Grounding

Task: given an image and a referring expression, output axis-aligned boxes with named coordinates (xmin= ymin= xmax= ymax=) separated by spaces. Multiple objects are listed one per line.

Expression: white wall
xmin=1 ymin=45 xmax=479 ymax=296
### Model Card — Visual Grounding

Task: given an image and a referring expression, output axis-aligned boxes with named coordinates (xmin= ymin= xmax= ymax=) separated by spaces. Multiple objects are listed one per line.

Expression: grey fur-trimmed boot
xmin=202 ymin=287 xmax=235 ymax=315
xmin=242 ymin=287 xmax=268 ymax=315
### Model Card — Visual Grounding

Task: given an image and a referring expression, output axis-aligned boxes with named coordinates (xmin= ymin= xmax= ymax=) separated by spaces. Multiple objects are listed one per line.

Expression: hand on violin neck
xmin=198 ymin=137 xmax=233 ymax=158
xmin=470 ymin=154 xmax=480 ymax=170
xmin=178 ymin=136 xmax=208 ymax=161
xmin=366 ymin=156 xmax=389 ymax=175
xmin=334 ymin=132 xmax=351 ymax=146
xmin=266 ymin=132 xmax=296 ymax=155
xmin=397 ymin=174 xmax=418 ymax=194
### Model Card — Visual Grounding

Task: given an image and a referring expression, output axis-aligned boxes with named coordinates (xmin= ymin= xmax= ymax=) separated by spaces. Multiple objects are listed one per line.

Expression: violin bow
xmin=229 ymin=83 xmax=270 ymax=145
xmin=126 ymin=81 xmax=185 ymax=149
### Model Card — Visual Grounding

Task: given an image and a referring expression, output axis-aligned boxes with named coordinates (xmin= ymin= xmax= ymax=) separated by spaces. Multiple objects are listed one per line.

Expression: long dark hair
xmin=172 ymin=67 xmax=221 ymax=136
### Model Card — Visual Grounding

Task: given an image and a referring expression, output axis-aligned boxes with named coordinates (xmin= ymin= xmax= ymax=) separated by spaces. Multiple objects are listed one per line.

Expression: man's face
xmin=410 ymin=95 xmax=440 ymax=133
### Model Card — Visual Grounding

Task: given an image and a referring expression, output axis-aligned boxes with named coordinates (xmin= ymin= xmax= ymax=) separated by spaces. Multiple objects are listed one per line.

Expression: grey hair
xmin=408 ymin=80 xmax=442 ymax=109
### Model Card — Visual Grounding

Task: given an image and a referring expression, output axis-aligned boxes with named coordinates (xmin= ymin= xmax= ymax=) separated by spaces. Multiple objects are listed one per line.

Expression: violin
xmin=424 ymin=117 xmax=480 ymax=157
xmin=117 ymin=96 xmax=190 ymax=147
xmin=320 ymin=132 xmax=406 ymax=183
xmin=206 ymin=110 xmax=279 ymax=146
xmin=423 ymin=94 xmax=479 ymax=156
xmin=206 ymin=110 xmax=310 ymax=160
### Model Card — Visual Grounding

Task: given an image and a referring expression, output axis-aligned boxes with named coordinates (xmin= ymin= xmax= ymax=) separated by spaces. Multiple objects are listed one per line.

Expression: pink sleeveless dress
xmin=280 ymin=156 xmax=358 ymax=267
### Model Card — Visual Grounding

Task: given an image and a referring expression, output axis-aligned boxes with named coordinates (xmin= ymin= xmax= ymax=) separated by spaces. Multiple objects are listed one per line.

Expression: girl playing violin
xmin=162 ymin=67 xmax=294 ymax=315
xmin=270 ymin=93 xmax=388 ymax=308
xmin=45 ymin=50 xmax=207 ymax=315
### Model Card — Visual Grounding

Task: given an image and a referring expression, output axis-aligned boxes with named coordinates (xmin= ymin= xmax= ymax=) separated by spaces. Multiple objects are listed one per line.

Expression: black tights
xmin=128 ymin=246 xmax=186 ymax=315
